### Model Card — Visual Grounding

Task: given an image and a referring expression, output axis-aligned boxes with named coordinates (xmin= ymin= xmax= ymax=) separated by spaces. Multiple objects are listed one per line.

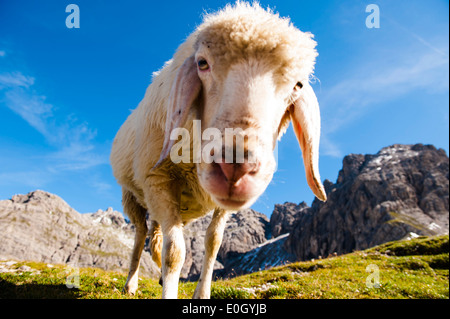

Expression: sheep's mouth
xmin=200 ymin=162 xmax=263 ymax=210
xmin=215 ymin=197 xmax=248 ymax=209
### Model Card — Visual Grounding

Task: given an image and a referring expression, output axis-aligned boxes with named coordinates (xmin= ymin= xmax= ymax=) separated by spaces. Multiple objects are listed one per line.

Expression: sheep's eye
xmin=197 ymin=59 xmax=209 ymax=71
xmin=295 ymin=82 xmax=303 ymax=89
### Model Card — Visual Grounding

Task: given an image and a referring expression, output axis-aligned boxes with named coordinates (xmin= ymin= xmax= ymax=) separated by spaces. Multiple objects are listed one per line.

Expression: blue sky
xmin=0 ymin=1 xmax=448 ymax=217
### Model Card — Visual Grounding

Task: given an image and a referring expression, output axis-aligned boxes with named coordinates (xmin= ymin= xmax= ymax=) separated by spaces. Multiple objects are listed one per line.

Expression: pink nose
xmin=217 ymin=161 xmax=260 ymax=184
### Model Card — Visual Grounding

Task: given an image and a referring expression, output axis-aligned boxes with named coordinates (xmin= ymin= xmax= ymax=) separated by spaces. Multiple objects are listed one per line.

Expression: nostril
xmin=217 ymin=161 xmax=260 ymax=183
xmin=217 ymin=162 xmax=235 ymax=182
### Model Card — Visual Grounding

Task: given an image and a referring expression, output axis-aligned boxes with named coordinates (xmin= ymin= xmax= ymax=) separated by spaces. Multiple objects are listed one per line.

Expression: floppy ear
xmin=289 ymin=82 xmax=327 ymax=201
xmin=154 ymin=55 xmax=202 ymax=168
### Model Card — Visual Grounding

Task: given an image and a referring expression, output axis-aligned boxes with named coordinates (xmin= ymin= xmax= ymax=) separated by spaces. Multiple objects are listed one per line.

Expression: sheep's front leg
xmin=193 ymin=209 xmax=229 ymax=299
xmin=161 ymin=222 xmax=186 ymax=299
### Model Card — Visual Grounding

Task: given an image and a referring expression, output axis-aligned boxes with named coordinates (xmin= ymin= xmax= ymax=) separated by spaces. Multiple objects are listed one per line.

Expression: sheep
xmin=110 ymin=1 xmax=327 ymax=299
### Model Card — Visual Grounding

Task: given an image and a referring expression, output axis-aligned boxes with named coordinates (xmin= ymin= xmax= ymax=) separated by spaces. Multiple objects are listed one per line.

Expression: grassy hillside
xmin=0 ymin=235 xmax=448 ymax=299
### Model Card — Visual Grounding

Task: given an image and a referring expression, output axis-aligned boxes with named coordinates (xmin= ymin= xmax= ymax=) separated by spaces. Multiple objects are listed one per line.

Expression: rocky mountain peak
xmin=286 ymin=143 xmax=449 ymax=261
xmin=270 ymin=201 xmax=308 ymax=238
xmin=337 ymin=144 xmax=448 ymax=183
xmin=89 ymin=207 xmax=130 ymax=229
xmin=8 ymin=190 xmax=77 ymax=216
xmin=0 ymin=192 xmax=159 ymax=277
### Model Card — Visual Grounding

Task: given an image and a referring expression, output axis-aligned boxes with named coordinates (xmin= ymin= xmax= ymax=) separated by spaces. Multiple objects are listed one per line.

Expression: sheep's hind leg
xmin=149 ymin=220 xmax=163 ymax=284
xmin=122 ymin=189 xmax=148 ymax=295
xmin=193 ymin=208 xmax=229 ymax=299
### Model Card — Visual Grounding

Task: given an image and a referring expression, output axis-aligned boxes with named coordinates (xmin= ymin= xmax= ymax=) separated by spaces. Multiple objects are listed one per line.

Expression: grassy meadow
xmin=0 ymin=235 xmax=448 ymax=299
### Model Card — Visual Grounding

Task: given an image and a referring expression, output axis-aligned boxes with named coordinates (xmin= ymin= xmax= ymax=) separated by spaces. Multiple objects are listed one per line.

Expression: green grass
xmin=0 ymin=235 xmax=448 ymax=299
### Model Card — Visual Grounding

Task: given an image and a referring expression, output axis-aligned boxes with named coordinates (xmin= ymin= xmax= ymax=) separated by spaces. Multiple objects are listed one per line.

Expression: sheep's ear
xmin=154 ymin=55 xmax=202 ymax=168
xmin=290 ymin=82 xmax=327 ymax=201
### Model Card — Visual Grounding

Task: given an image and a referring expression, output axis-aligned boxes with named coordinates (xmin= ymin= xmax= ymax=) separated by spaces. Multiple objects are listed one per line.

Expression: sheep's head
xmin=158 ymin=2 xmax=327 ymax=210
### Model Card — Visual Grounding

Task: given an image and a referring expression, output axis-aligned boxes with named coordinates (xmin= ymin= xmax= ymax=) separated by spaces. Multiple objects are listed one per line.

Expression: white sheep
xmin=110 ymin=1 xmax=326 ymax=299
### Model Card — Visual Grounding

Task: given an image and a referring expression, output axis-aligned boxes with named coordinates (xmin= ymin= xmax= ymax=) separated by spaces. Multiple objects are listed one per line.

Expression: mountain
xmin=284 ymin=143 xmax=449 ymax=260
xmin=183 ymin=144 xmax=448 ymax=277
xmin=0 ymin=143 xmax=448 ymax=280
xmin=0 ymin=190 xmax=270 ymax=280
xmin=181 ymin=208 xmax=270 ymax=279
xmin=0 ymin=190 xmax=160 ymax=277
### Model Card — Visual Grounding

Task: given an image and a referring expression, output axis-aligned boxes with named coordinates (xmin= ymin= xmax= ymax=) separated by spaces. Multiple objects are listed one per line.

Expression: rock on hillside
xmin=0 ymin=190 xmax=160 ymax=277
xmin=222 ymin=233 xmax=296 ymax=276
xmin=284 ymin=144 xmax=449 ymax=261
xmin=180 ymin=208 xmax=270 ymax=279
xmin=270 ymin=202 xmax=308 ymax=238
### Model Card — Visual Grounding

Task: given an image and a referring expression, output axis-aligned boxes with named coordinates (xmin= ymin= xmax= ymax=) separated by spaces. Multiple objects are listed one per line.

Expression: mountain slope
xmin=0 ymin=143 xmax=448 ymax=280
xmin=0 ymin=235 xmax=447 ymax=299
xmin=210 ymin=143 xmax=449 ymax=276
xmin=284 ymin=144 xmax=449 ymax=261
xmin=0 ymin=190 xmax=271 ymax=280
xmin=0 ymin=190 xmax=160 ymax=277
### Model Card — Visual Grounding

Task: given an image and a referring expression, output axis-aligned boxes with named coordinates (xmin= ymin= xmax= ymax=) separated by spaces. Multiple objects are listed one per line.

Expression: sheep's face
xmin=158 ymin=10 xmax=327 ymax=211
xmin=194 ymin=45 xmax=303 ymax=210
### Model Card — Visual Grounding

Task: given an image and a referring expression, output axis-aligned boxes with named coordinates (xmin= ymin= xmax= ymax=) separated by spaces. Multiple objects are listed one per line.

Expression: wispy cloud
xmin=0 ymin=64 xmax=109 ymax=174
xmin=0 ymin=71 xmax=34 ymax=89
xmin=320 ymin=135 xmax=344 ymax=158
xmin=318 ymin=24 xmax=449 ymax=157
xmin=321 ymin=48 xmax=448 ymax=132
xmin=3 ymin=87 xmax=54 ymax=138
xmin=384 ymin=15 xmax=448 ymax=59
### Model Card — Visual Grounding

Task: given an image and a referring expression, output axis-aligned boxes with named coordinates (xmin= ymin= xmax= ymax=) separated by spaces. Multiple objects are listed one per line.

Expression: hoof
xmin=123 ymin=281 xmax=138 ymax=295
